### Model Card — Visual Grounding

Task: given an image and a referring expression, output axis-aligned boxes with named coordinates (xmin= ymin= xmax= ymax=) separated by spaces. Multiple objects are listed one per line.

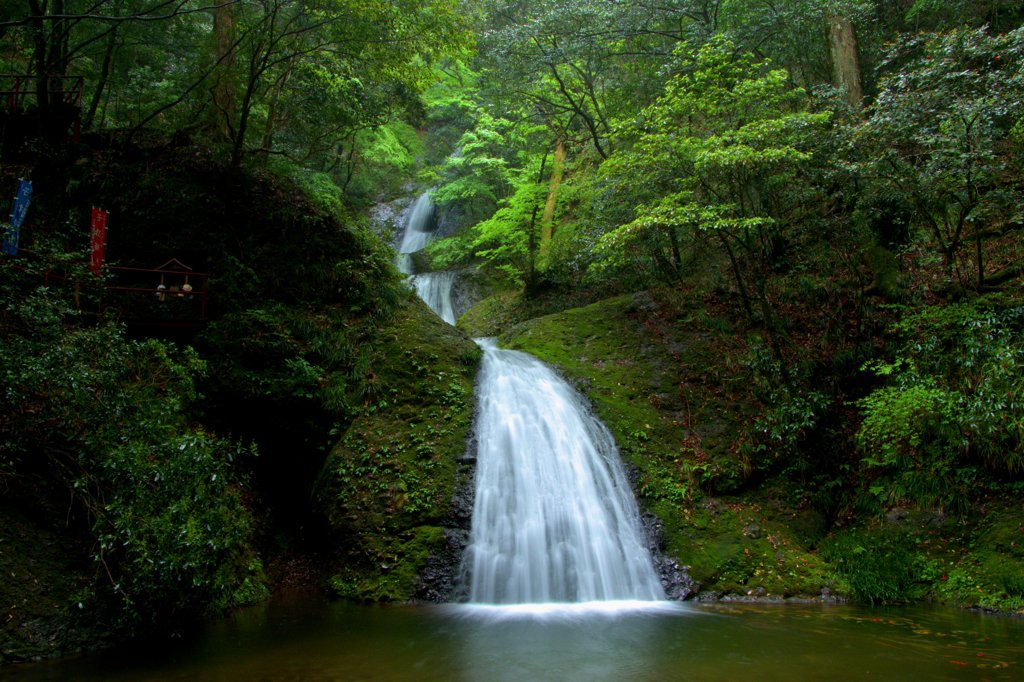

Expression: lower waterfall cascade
xmin=412 ymin=271 xmax=458 ymax=326
xmin=466 ymin=339 xmax=664 ymax=604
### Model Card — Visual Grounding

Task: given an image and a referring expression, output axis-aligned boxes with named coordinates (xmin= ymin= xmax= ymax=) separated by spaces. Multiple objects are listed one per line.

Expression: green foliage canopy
xmin=596 ymin=38 xmax=832 ymax=303
xmin=859 ymin=26 xmax=1024 ymax=288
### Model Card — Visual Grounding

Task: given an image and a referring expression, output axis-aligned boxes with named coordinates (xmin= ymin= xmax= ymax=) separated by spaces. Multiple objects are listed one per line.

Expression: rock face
xmin=416 ymin=438 xmax=477 ymax=603
xmin=416 ymin=528 xmax=471 ymax=603
xmin=644 ymin=513 xmax=699 ymax=601
xmin=369 ymin=193 xmax=415 ymax=246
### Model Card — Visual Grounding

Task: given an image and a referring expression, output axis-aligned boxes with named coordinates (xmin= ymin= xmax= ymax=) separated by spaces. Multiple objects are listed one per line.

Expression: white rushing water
xmin=413 ymin=271 xmax=457 ymax=325
xmin=466 ymin=339 xmax=664 ymax=605
xmin=393 ymin=190 xmax=662 ymax=608
xmin=395 ymin=192 xmax=458 ymax=325
xmin=397 ymin=192 xmax=436 ymax=275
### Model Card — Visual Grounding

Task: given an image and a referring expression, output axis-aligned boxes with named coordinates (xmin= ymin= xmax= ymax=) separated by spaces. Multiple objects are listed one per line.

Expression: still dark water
xmin=5 ymin=595 xmax=1023 ymax=681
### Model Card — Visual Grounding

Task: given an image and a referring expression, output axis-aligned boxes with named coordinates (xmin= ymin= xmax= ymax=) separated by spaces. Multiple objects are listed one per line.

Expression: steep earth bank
xmin=463 ymin=289 xmax=1024 ymax=612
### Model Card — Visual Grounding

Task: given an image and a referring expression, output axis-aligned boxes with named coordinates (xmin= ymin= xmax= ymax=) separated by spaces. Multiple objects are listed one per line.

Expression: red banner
xmin=90 ymin=207 xmax=108 ymax=275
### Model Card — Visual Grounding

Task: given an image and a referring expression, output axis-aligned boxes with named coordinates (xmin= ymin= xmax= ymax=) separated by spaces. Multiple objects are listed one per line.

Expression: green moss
xmin=502 ymin=294 xmax=691 ymax=455
xmin=230 ymin=559 xmax=271 ymax=607
xmin=316 ymin=297 xmax=480 ymax=602
xmin=327 ymin=526 xmax=447 ymax=602
xmin=491 ymin=291 xmax=833 ymax=599
xmin=458 ymin=290 xmax=522 ymax=337
xmin=931 ymin=506 xmax=1024 ymax=614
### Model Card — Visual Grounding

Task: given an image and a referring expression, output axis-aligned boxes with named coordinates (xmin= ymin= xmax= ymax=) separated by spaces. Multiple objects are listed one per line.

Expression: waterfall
xmin=394 ymin=189 xmax=663 ymax=607
xmin=397 ymin=193 xmax=436 ymax=275
xmin=413 ymin=271 xmax=457 ymax=326
xmin=465 ymin=339 xmax=664 ymax=605
xmin=394 ymin=192 xmax=458 ymax=325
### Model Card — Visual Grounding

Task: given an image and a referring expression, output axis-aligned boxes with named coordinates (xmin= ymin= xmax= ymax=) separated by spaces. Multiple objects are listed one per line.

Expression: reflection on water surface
xmin=5 ymin=595 xmax=1023 ymax=681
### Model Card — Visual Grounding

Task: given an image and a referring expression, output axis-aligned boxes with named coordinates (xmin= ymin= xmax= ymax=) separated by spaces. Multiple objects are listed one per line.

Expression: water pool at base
xmin=6 ymin=595 xmax=1023 ymax=681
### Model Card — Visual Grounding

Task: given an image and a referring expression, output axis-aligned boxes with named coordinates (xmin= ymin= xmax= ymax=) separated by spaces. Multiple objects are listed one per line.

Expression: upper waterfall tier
xmin=397 ymin=192 xmax=436 ymax=275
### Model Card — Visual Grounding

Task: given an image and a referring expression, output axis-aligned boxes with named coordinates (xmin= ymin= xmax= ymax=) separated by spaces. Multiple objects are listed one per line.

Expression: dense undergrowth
xmin=0 ymin=137 xmax=479 ymax=662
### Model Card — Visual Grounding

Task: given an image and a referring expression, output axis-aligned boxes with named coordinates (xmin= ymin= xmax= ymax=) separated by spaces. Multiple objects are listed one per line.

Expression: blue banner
xmin=3 ymin=179 xmax=32 ymax=256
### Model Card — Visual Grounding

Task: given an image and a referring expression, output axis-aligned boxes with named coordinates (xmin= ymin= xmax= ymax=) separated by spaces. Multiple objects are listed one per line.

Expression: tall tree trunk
xmin=718 ymin=231 xmax=755 ymax=322
xmin=84 ymin=28 xmax=118 ymax=131
xmin=211 ymin=3 xmax=237 ymax=140
xmin=540 ymin=139 xmax=566 ymax=256
xmin=259 ymin=65 xmax=293 ymax=155
xmin=28 ymin=0 xmax=50 ymax=119
xmin=827 ymin=14 xmax=863 ymax=109
xmin=231 ymin=73 xmax=257 ymax=168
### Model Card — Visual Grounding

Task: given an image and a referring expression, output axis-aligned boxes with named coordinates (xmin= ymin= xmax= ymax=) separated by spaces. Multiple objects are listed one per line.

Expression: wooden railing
xmin=106 ymin=265 xmax=209 ymax=323
xmin=0 ymin=75 xmax=85 ymax=142
xmin=2 ymin=250 xmax=210 ymax=326
xmin=0 ymin=75 xmax=84 ymax=113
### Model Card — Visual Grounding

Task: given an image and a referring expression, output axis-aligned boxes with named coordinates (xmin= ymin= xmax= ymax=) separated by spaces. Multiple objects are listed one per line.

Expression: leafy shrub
xmin=0 ymin=286 xmax=263 ymax=631
xmin=822 ymin=529 xmax=932 ymax=604
xmin=744 ymin=340 xmax=831 ymax=477
xmin=857 ymin=384 xmax=970 ymax=513
xmin=857 ymin=298 xmax=1024 ymax=512
xmin=93 ymin=434 xmax=263 ymax=627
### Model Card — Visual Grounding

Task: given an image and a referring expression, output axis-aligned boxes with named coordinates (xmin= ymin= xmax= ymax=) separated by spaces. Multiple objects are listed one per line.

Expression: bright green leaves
xmin=858 ymin=384 xmax=959 ymax=466
xmin=596 ymin=37 xmax=831 ymax=286
xmin=421 ymin=79 xmax=554 ymax=284
xmin=429 ymin=148 xmax=550 ymax=284
xmin=427 ymin=112 xmax=524 ymax=216
xmin=468 ymin=165 xmax=549 ymax=283
xmin=857 ymin=298 xmax=1024 ymax=513
xmin=361 ymin=122 xmax=423 ymax=175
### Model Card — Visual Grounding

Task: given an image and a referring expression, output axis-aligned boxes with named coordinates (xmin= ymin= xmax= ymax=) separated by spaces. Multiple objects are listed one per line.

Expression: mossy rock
xmin=458 ymin=290 xmax=522 ymax=337
xmin=931 ymin=504 xmax=1024 ymax=614
xmin=315 ymin=297 xmax=480 ymax=602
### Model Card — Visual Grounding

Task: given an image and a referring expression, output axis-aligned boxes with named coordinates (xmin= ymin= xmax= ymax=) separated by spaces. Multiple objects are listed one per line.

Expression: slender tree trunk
xmin=667 ymin=226 xmax=682 ymax=277
xmin=40 ymin=0 xmax=70 ymax=129
xmin=827 ymin=14 xmax=863 ymax=109
xmin=547 ymin=62 xmax=608 ymax=159
xmin=524 ymin=152 xmax=551 ymax=291
xmin=84 ymin=28 xmax=118 ymax=131
xmin=718 ymin=231 xmax=755 ymax=322
xmin=975 ymin=223 xmax=985 ymax=290
xmin=212 ymin=2 xmax=237 ymax=140
xmin=754 ymin=276 xmax=792 ymax=387
xmin=340 ymin=135 xmax=358 ymax=193
xmin=231 ymin=75 xmax=256 ymax=168
xmin=28 ymin=0 xmax=50 ymax=119
xmin=259 ymin=65 xmax=292 ymax=155
xmin=540 ymin=139 xmax=566 ymax=255
xmin=526 ymin=205 xmax=540 ymax=290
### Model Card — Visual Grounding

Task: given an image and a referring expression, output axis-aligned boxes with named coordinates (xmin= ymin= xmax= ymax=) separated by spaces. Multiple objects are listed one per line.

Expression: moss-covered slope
xmin=315 ymin=298 xmax=480 ymax=602
xmin=473 ymin=289 xmax=1024 ymax=611
xmin=491 ymin=292 xmax=834 ymax=598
